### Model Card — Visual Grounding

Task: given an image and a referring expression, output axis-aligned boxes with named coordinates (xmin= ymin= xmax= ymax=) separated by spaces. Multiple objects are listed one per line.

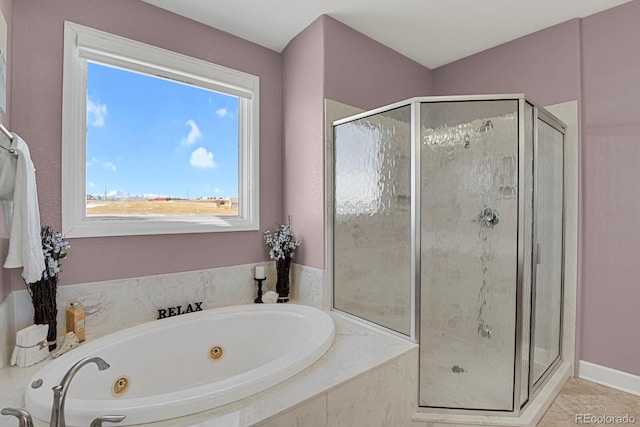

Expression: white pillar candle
xmin=255 ymin=265 xmax=266 ymax=279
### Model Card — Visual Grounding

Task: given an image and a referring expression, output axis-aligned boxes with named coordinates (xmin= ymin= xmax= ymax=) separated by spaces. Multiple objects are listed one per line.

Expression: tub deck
xmin=0 ymin=310 xmax=416 ymax=427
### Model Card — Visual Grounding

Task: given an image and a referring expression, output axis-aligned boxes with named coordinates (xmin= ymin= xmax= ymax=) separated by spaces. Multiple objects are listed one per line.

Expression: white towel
xmin=262 ymin=291 xmax=279 ymax=304
xmin=0 ymin=133 xmax=45 ymax=283
xmin=10 ymin=324 xmax=49 ymax=367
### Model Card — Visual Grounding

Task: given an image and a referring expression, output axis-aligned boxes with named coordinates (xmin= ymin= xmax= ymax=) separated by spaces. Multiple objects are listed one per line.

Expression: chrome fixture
xmin=478 ymin=207 xmax=500 ymax=229
xmin=51 ymin=356 xmax=110 ymax=427
xmin=0 ymin=122 xmax=17 ymax=158
xmin=2 ymin=356 xmax=126 ymax=427
xmin=1 ymin=408 xmax=34 ymax=427
xmin=51 ymin=356 xmax=125 ymax=427
xmin=90 ymin=415 xmax=127 ymax=427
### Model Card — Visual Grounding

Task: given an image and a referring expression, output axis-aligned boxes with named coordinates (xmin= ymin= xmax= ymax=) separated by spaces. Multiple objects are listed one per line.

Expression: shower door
xmin=419 ymin=100 xmax=519 ymax=411
xmin=531 ymin=116 xmax=564 ymax=386
xmin=333 ymin=105 xmax=413 ymax=336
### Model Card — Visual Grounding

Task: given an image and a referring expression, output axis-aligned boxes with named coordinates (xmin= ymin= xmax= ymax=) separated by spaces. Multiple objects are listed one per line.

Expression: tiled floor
xmin=538 ymin=378 xmax=640 ymax=426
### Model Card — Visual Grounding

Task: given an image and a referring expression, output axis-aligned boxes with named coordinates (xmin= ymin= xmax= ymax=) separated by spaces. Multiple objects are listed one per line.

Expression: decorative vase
xmin=30 ymin=275 xmax=58 ymax=351
xmin=276 ymin=257 xmax=292 ymax=303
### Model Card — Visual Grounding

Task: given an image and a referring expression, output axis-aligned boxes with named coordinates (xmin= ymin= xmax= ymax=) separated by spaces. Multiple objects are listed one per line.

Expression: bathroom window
xmin=61 ymin=22 xmax=259 ymax=237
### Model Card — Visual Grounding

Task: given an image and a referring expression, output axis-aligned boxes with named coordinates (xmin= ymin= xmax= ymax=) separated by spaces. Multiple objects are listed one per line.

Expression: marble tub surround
xmin=8 ymin=262 xmax=325 ymax=347
xmin=0 ymin=294 xmax=15 ymax=368
xmin=12 ymin=264 xmax=255 ymax=343
xmin=0 ymin=311 xmax=417 ymax=427
xmin=258 ymin=348 xmax=418 ymax=427
xmin=251 ymin=262 xmax=325 ymax=309
xmin=0 ymin=361 xmax=41 ymax=412
xmin=289 ymin=263 xmax=326 ymax=309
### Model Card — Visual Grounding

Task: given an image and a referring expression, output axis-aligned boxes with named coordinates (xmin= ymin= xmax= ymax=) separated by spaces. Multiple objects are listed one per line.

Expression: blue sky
xmin=86 ymin=61 xmax=239 ymax=200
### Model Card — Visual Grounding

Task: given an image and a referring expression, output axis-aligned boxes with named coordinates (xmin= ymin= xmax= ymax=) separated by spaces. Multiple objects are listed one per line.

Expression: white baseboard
xmin=579 ymin=360 xmax=640 ymax=397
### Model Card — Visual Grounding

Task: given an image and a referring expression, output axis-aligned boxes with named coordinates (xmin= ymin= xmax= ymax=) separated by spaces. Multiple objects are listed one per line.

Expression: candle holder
xmin=254 ymin=278 xmax=265 ymax=303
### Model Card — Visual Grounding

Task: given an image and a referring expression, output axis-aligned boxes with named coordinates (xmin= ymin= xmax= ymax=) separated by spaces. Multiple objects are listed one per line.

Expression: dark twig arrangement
xmin=26 ymin=226 xmax=70 ymax=351
xmin=264 ymin=218 xmax=301 ymax=303
xmin=28 ymin=273 xmax=58 ymax=350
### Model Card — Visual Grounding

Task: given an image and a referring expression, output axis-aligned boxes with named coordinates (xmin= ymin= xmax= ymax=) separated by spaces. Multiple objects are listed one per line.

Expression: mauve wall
xmin=432 ymin=19 xmax=582 ymax=105
xmin=433 ymin=2 xmax=640 ymax=376
xmin=0 ymin=0 xmax=11 ymax=304
xmin=323 ymin=15 xmax=432 ymax=111
xmin=283 ymin=15 xmax=432 ymax=269
xmin=282 ymin=17 xmax=325 ymax=269
xmin=580 ymin=1 xmax=640 ymax=376
xmin=9 ymin=0 xmax=282 ymax=288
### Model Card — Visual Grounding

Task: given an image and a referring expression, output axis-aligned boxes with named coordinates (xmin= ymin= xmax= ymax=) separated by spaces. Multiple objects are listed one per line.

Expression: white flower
xmin=40 ymin=226 xmax=70 ymax=279
xmin=264 ymin=223 xmax=301 ymax=261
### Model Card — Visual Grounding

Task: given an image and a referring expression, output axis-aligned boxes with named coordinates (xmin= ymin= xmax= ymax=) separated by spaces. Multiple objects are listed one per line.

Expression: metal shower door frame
xmin=330 ymin=94 xmax=567 ymax=416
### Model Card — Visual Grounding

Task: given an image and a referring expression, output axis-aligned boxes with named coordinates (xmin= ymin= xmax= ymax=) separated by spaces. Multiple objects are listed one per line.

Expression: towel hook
xmin=0 ymin=123 xmax=18 ymax=158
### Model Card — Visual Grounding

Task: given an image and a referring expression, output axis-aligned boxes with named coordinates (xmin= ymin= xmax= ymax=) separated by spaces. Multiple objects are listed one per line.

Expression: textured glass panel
xmin=519 ymin=103 xmax=534 ymax=407
xmin=419 ymin=100 xmax=518 ymax=411
xmin=333 ymin=105 xmax=412 ymax=335
xmin=532 ymin=120 xmax=564 ymax=384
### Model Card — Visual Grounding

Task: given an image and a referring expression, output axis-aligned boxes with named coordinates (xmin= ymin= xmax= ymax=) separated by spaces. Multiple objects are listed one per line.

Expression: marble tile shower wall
xmin=5 ymin=263 xmax=324 ymax=355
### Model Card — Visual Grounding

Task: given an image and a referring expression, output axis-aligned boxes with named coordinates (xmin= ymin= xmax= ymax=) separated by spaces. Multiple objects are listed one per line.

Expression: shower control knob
xmin=478 ymin=208 xmax=499 ymax=229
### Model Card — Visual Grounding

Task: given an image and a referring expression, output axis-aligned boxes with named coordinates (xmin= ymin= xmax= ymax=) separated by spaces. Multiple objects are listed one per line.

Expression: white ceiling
xmin=142 ymin=0 xmax=633 ymax=69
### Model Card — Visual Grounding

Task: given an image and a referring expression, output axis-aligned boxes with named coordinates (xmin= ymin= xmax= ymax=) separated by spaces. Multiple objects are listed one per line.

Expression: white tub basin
xmin=25 ymin=304 xmax=335 ymax=426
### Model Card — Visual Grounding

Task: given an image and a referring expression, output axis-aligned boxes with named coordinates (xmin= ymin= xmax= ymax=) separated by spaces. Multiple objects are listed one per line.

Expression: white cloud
xmin=214 ymin=188 xmax=223 ymax=194
xmin=87 ymin=96 xmax=108 ymax=127
xmin=88 ymin=156 xmax=116 ymax=172
xmin=190 ymin=147 xmax=216 ymax=169
xmin=216 ymin=107 xmax=228 ymax=118
xmin=88 ymin=181 xmax=95 ymax=188
xmin=180 ymin=119 xmax=202 ymax=146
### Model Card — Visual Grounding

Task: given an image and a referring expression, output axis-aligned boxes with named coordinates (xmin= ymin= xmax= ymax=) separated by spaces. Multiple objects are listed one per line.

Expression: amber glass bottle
xmin=66 ymin=300 xmax=86 ymax=342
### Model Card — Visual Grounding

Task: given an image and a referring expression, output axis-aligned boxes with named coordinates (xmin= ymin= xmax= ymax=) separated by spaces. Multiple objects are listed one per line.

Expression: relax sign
xmin=157 ymin=302 xmax=203 ymax=319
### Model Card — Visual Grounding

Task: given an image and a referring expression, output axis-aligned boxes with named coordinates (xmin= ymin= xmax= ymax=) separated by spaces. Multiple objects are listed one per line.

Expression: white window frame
xmin=62 ymin=21 xmax=259 ymax=238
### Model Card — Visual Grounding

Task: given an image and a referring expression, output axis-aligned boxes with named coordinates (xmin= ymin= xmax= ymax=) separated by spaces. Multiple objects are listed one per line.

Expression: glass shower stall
xmin=332 ymin=95 xmax=565 ymax=413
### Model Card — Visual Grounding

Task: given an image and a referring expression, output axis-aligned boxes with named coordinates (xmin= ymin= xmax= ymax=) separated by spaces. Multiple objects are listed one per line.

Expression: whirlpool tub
xmin=25 ymin=304 xmax=335 ymax=426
